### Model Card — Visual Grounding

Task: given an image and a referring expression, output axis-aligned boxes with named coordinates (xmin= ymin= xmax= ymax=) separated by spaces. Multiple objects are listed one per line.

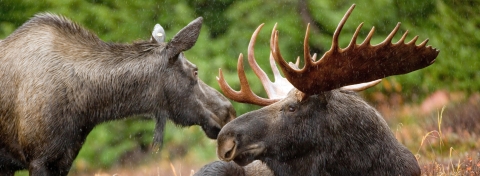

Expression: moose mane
xmin=3 ymin=13 xmax=161 ymax=62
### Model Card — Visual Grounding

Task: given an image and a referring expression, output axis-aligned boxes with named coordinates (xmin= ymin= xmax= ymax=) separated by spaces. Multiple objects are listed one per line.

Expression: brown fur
xmin=0 ymin=13 xmax=235 ymax=175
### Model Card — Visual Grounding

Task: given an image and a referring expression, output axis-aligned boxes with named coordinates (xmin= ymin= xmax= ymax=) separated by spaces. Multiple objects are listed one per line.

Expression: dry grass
xmin=381 ymin=92 xmax=480 ymax=176
xmin=413 ymin=107 xmax=480 ymax=175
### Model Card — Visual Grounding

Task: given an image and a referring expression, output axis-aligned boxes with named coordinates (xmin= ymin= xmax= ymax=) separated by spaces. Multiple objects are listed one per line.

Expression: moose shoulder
xmin=0 ymin=14 xmax=235 ymax=175
xmin=199 ymin=4 xmax=439 ymax=176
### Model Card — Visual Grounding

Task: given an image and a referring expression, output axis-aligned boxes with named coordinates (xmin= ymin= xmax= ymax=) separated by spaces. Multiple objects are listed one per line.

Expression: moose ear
xmin=151 ymin=24 xmax=166 ymax=43
xmin=165 ymin=17 xmax=203 ymax=59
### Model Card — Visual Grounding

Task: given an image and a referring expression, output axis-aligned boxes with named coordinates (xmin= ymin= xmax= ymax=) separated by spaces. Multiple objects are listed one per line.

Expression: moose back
xmin=0 ymin=14 xmax=235 ymax=175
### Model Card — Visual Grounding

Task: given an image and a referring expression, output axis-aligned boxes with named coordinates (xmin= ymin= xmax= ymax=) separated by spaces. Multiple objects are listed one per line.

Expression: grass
xmin=384 ymin=92 xmax=480 ymax=176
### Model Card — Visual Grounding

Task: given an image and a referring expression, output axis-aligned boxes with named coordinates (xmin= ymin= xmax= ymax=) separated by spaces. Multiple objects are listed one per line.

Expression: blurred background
xmin=1 ymin=0 xmax=479 ymax=175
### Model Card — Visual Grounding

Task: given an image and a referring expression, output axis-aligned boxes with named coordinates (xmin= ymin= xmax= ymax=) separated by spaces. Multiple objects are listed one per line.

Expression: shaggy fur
xmin=0 ymin=13 xmax=235 ymax=175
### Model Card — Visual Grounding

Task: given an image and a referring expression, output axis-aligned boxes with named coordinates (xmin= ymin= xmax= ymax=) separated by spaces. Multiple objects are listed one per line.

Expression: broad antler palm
xmin=218 ymin=4 xmax=439 ymax=106
xmin=271 ymin=4 xmax=439 ymax=94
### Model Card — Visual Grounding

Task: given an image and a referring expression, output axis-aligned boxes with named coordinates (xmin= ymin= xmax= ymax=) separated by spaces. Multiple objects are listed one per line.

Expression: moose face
xmin=217 ymin=89 xmax=388 ymax=166
xmin=217 ymin=89 xmax=315 ymax=166
xmin=196 ymin=80 xmax=237 ymax=138
xmin=159 ymin=51 xmax=235 ymax=140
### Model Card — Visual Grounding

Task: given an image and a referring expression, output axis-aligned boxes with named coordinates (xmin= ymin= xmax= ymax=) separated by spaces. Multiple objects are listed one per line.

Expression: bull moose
xmin=197 ymin=4 xmax=439 ymax=176
xmin=0 ymin=14 xmax=236 ymax=175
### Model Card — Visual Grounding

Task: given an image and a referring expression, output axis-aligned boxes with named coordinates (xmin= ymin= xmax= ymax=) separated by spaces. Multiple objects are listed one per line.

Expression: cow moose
xmin=0 ymin=14 xmax=236 ymax=175
xmin=198 ymin=4 xmax=439 ymax=176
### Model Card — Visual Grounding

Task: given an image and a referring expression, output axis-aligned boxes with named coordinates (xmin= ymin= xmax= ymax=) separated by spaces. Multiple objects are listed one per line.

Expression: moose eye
xmin=288 ymin=106 xmax=296 ymax=112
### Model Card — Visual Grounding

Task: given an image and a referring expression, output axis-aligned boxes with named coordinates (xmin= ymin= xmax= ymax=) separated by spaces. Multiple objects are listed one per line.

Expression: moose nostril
xmin=224 ymin=149 xmax=233 ymax=159
xmin=218 ymin=137 xmax=236 ymax=161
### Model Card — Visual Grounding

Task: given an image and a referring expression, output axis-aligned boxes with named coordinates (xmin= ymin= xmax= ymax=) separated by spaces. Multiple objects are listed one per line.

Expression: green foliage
xmin=74 ymin=118 xmax=154 ymax=169
xmin=72 ymin=119 xmax=217 ymax=171
xmin=1 ymin=0 xmax=478 ymax=172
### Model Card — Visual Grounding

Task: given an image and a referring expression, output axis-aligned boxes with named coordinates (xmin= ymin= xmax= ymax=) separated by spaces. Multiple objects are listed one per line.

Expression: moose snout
xmin=217 ymin=136 xmax=237 ymax=161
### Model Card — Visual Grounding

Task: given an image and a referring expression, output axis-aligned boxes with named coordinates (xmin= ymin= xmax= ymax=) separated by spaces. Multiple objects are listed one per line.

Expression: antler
xmin=246 ymin=24 xmax=295 ymax=99
xmin=217 ymin=56 xmax=276 ymax=106
xmin=218 ymin=4 xmax=439 ymax=105
xmin=218 ymin=21 xmax=384 ymax=106
xmin=217 ymin=24 xmax=293 ymax=106
xmin=270 ymin=4 xmax=440 ymax=94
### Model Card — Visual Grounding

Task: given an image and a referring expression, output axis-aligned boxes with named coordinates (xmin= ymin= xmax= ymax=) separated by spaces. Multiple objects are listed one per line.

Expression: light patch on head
xmin=294 ymin=90 xmax=307 ymax=102
xmin=152 ymin=23 xmax=166 ymax=43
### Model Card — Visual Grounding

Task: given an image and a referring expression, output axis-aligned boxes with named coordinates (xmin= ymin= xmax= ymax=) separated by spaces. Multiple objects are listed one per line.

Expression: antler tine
xmin=311 ymin=53 xmax=317 ymax=62
xmin=418 ymin=38 xmax=429 ymax=48
xmin=341 ymin=79 xmax=382 ymax=92
xmin=247 ymin=23 xmax=278 ymax=99
xmin=303 ymin=24 xmax=314 ymax=69
xmin=267 ymin=52 xmax=296 ymax=99
xmin=407 ymin=36 xmax=419 ymax=45
xmin=379 ymin=22 xmax=401 ymax=47
xmin=347 ymin=22 xmax=363 ymax=49
xmin=331 ymin=4 xmax=356 ymax=52
xmin=269 ymin=53 xmax=284 ymax=83
xmin=269 ymin=4 xmax=439 ymax=95
xmin=217 ymin=54 xmax=278 ymax=106
xmin=396 ymin=30 xmax=409 ymax=44
xmin=270 ymin=24 xmax=300 ymax=82
xmin=362 ymin=26 xmax=375 ymax=45
xmin=295 ymin=57 xmax=301 ymax=65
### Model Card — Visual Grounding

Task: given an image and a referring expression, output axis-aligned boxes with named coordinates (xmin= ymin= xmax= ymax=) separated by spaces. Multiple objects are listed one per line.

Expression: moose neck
xmin=65 ymin=42 xmax=168 ymax=124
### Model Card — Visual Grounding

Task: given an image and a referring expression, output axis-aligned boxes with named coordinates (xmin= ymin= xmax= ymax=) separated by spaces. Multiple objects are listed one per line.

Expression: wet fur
xmin=0 ymin=13 xmax=233 ymax=175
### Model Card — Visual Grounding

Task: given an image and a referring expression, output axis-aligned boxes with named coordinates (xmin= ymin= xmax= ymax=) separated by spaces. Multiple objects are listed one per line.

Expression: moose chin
xmin=195 ymin=4 xmax=439 ymax=176
xmin=0 ymin=14 xmax=236 ymax=175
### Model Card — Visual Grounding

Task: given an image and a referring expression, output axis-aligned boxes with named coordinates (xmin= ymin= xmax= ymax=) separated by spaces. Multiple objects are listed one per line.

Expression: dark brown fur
xmin=0 ymin=13 xmax=235 ymax=175
xmin=216 ymin=89 xmax=420 ymax=176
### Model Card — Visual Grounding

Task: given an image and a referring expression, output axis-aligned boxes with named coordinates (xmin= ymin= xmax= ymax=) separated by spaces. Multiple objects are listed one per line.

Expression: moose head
xmin=215 ymin=4 xmax=439 ymax=176
xmin=148 ymin=17 xmax=236 ymax=141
